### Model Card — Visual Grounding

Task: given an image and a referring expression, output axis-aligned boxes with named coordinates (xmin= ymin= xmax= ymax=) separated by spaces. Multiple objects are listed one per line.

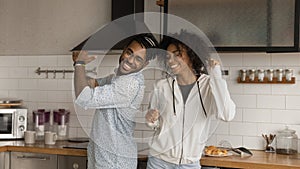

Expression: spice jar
xmin=257 ymin=69 xmax=265 ymax=82
xmin=285 ymin=69 xmax=293 ymax=81
xmin=248 ymin=69 xmax=256 ymax=81
xmin=240 ymin=69 xmax=247 ymax=81
xmin=276 ymin=126 xmax=298 ymax=155
xmin=276 ymin=69 xmax=283 ymax=82
xmin=267 ymin=69 xmax=274 ymax=82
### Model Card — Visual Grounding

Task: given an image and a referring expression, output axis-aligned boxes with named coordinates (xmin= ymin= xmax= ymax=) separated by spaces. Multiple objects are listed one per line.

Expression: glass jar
xmin=267 ymin=69 xmax=274 ymax=82
xmin=276 ymin=69 xmax=283 ymax=82
xmin=248 ymin=69 xmax=256 ymax=81
xmin=257 ymin=69 xmax=265 ymax=82
xmin=276 ymin=126 xmax=298 ymax=155
xmin=240 ymin=69 xmax=247 ymax=81
xmin=285 ymin=69 xmax=293 ymax=81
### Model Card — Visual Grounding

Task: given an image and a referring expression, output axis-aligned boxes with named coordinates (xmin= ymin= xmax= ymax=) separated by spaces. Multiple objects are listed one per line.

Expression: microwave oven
xmin=0 ymin=108 xmax=27 ymax=139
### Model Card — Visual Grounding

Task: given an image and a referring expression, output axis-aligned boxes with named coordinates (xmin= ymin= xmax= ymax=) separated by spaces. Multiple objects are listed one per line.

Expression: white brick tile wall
xmin=257 ymin=95 xmax=285 ymax=109
xmin=219 ymin=53 xmax=243 ymax=67
xmin=1 ymin=52 xmax=300 ymax=149
xmin=243 ymin=84 xmax=271 ymax=95
xmin=243 ymin=136 xmax=264 ymax=150
xmin=272 ymin=110 xmax=300 ymax=124
xmin=243 ymin=53 xmax=271 ymax=67
xmin=271 ymin=53 xmax=300 ymax=66
xmin=286 ymin=96 xmax=300 ymax=109
xmin=243 ymin=109 xmax=272 ymax=123
xmin=231 ymin=94 xmax=256 ymax=108
xmin=0 ymin=56 xmax=19 ymax=66
xmin=230 ymin=122 xmax=258 ymax=136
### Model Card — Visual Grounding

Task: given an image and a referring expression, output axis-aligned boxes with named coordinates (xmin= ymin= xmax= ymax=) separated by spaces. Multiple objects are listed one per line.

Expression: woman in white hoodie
xmin=145 ymin=30 xmax=236 ymax=169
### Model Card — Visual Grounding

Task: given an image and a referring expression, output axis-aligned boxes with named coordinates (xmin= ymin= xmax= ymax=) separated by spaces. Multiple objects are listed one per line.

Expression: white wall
xmin=0 ymin=0 xmax=111 ymax=55
xmin=1 ymin=52 xmax=300 ymax=150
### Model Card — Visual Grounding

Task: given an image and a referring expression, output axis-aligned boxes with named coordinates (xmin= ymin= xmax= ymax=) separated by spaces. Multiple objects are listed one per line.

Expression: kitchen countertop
xmin=0 ymin=140 xmax=87 ymax=156
xmin=200 ymin=151 xmax=300 ymax=169
xmin=1 ymin=140 xmax=300 ymax=169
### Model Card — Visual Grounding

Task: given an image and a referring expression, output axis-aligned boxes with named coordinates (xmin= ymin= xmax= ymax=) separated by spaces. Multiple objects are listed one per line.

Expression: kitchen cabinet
xmin=0 ymin=152 xmax=9 ymax=169
xmin=10 ymin=152 xmax=57 ymax=169
xmin=58 ymin=155 xmax=87 ymax=169
xmin=10 ymin=152 xmax=88 ymax=169
xmin=163 ymin=0 xmax=300 ymax=52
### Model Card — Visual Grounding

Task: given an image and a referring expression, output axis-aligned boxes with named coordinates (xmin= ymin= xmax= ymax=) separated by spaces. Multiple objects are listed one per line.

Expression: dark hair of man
xmin=160 ymin=30 xmax=209 ymax=75
xmin=118 ymin=33 xmax=159 ymax=63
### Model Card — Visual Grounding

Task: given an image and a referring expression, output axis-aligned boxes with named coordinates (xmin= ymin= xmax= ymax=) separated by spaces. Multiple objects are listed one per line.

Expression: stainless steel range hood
xmin=71 ymin=0 xmax=146 ymax=53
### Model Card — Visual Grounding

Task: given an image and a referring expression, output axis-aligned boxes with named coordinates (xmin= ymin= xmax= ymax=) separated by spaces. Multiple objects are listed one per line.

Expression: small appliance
xmin=0 ymin=98 xmax=27 ymax=139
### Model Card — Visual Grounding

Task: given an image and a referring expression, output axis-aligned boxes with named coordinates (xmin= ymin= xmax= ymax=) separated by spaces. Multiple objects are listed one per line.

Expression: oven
xmin=0 ymin=108 xmax=27 ymax=139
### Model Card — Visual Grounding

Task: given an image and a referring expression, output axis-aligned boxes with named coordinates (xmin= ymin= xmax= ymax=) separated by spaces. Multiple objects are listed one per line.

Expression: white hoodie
xmin=147 ymin=66 xmax=236 ymax=164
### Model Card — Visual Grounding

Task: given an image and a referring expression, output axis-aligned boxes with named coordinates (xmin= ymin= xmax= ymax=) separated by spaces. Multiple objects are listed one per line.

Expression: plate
xmin=205 ymin=152 xmax=233 ymax=157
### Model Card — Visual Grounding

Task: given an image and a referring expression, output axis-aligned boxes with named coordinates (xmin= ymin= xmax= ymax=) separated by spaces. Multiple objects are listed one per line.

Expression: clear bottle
xmin=276 ymin=126 xmax=298 ymax=155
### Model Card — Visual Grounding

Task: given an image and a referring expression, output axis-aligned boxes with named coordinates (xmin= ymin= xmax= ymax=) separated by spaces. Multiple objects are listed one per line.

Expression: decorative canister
xmin=276 ymin=126 xmax=298 ymax=155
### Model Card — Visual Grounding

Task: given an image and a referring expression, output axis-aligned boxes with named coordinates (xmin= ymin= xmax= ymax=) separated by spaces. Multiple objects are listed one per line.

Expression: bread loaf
xmin=205 ymin=145 xmax=228 ymax=156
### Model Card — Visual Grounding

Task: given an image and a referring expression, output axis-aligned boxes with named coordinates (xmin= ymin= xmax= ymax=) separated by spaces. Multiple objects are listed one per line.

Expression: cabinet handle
xmin=17 ymin=155 xmax=50 ymax=160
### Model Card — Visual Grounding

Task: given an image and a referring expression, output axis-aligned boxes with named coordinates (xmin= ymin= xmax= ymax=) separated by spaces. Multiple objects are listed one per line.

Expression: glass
xmin=262 ymin=134 xmax=276 ymax=152
xmin=276 ymin=126 xmax=298 ymax=155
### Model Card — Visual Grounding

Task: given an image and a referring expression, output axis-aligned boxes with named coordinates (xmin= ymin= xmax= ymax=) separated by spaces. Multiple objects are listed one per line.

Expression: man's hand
xmin=72 ymin=51 xmax=96 ymax=64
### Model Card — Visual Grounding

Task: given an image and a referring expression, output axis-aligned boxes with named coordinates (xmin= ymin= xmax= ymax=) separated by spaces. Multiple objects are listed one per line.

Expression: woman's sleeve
xmin=209 ymin=65 xmax=236 ymax=121
xmin=75 ymin=75 xmax=142 ymax=109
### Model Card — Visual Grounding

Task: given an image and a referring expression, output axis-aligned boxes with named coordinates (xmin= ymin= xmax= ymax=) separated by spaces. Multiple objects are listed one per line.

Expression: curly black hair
xmin=160 ymin=30 xmax=210 ymax=75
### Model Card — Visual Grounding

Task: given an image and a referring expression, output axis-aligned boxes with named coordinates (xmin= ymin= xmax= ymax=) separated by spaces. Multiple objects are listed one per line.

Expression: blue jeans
xmin=146 ymin=156 xmax=201 ymax=169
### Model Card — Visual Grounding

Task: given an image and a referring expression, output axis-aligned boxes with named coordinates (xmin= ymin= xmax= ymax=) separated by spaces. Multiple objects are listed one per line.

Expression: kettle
xmin=276 ymin=126 xmax=298 ymax=155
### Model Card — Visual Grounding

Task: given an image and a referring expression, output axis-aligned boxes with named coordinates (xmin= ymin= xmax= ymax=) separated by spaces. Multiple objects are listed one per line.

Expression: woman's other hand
xmin=145 ymin=109 xmax=160 ymax=123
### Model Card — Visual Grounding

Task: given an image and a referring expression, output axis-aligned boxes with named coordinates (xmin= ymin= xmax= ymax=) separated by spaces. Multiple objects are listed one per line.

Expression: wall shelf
xmin=237 ymin=77 xmax=296 ymax=84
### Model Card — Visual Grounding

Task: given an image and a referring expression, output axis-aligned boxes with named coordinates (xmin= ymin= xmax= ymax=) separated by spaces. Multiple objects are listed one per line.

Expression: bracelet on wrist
xmin=73 ymin=61 xmax=85 ymax=67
